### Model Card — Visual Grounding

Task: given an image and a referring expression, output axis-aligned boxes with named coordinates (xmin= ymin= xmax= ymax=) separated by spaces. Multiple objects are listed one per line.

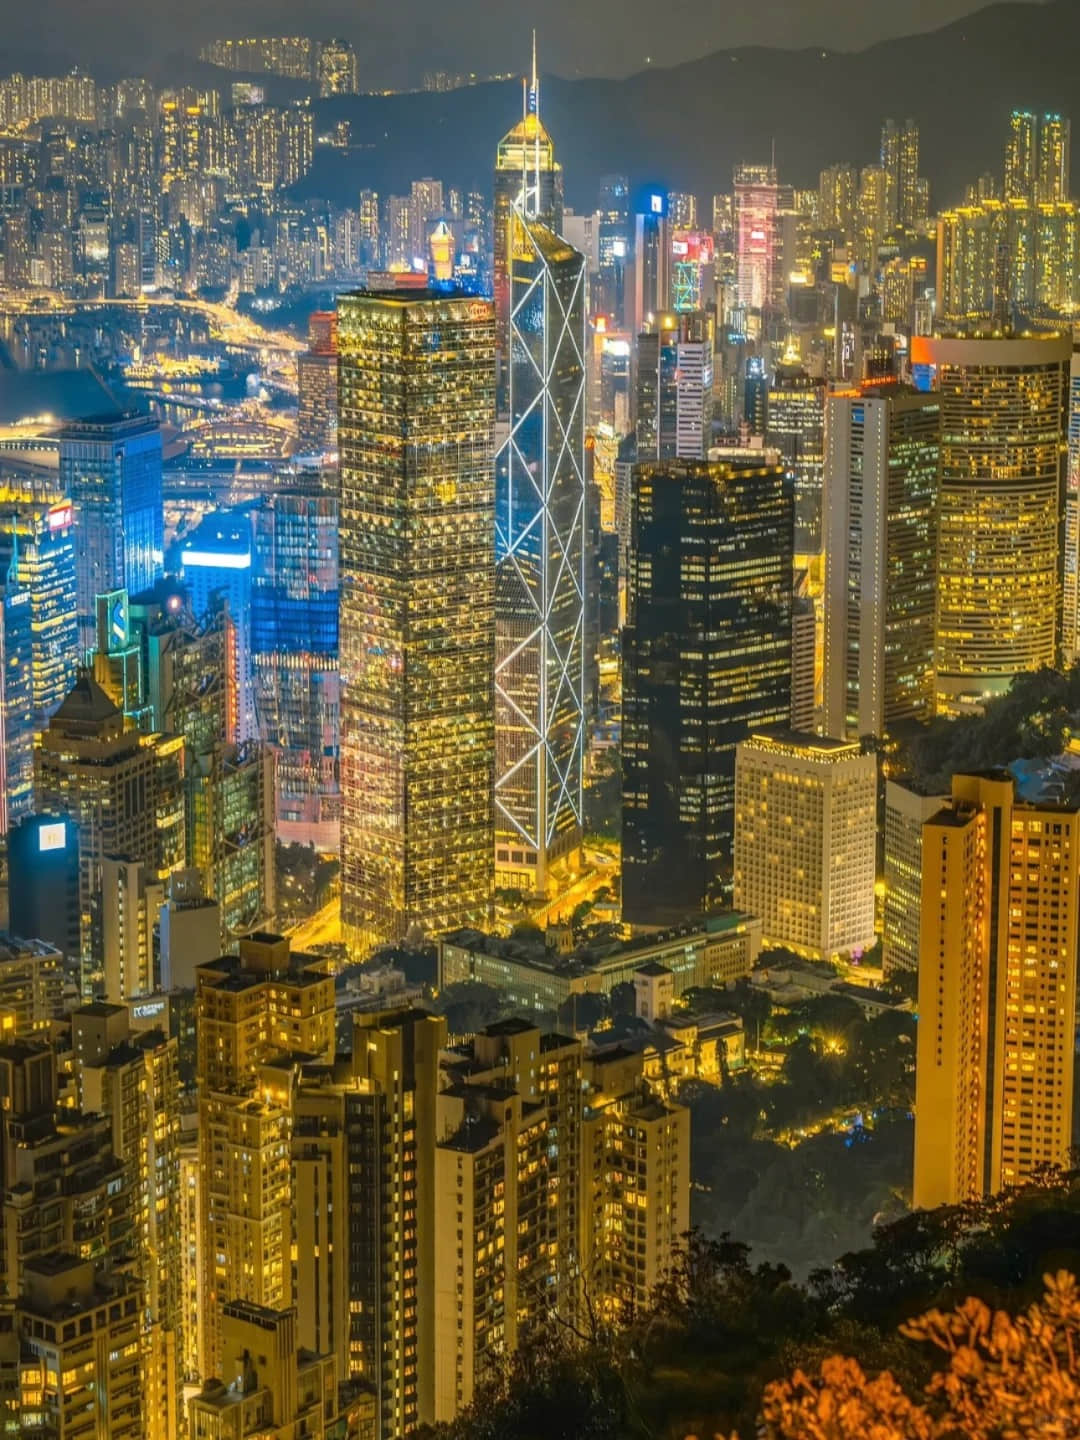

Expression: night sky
xmin=8 ymin=0 xmax=1045 ymax=88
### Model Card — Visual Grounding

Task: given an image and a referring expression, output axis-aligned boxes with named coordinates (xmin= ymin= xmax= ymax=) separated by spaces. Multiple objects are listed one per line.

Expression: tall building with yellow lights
xmin=733 ymin=729 xmax=877 ymax=961
xmin=337 ymin=288 xmax=496 ymax=953
xmin=195 ymin=933 xmax=335 ymax=1377
xmin=914 ymin=773 xmax=1078 ymax=1209
xmin=911 ymin=332 xmax=1070 ymax=716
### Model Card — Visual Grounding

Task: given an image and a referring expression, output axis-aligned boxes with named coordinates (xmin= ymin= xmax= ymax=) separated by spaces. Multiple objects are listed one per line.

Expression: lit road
xmin=534 ymin=849 xmax=619 ymax=929
xmin=287 ymin=898 xmax=342 ymax=954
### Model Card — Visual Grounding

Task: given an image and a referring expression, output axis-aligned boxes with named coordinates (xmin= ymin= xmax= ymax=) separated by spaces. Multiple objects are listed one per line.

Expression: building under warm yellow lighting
xmin=911 ymin=333 xmax=1070 ymax=717
xmin=913 ymin=773 xmax=1078 ymax=1210
xmin=733 ymin=728 xmax=877 ymax=961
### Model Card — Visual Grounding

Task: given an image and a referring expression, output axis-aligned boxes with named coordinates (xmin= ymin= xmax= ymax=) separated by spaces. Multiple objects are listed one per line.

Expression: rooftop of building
xmin=438 ymin=1109 xmax=504 ymax=1153
xmin=340 ymin=284 xmax=489 ymax=308
xmin=52 ymin=670 xmax=123 ymax=730
xmin=634 ymin=961 xmax=672 ymax=979
xmin=743 ymin=726 xmax=862 ymax=756
xmin=0 ymin=934 xmax=62 ymax=961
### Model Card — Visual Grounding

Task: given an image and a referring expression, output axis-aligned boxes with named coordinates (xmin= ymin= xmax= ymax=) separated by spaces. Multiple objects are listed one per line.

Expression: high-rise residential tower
xmin=622 ymin=459 xmax=793 ymax=926
xmin=911 ymin=332 xmax=1070 ymax=716
xmin=914 ymin=773 xmax=1078 ymax=1209
xmin=1005 ymin=109 xmax=1037 ymax=201
xmin=338 ymin=288 xmax=496 ymax=953
xmin=823 ymin=382 xmax=940 ymax=739
xmin=494 ymin=209 xmax=586 ymax=895
xmin=1038 ymin=113 xmax=1071 ymax=203
xmin=58 ymin=410 xmax=163 ymax=652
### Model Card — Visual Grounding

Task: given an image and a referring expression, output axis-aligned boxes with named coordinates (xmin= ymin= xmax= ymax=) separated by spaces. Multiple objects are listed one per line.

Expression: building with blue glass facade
xmin=179 ymin=509 xmax=255 ymax=743
xmin=0 ymin=553 xmax=33 ymax=834
xmin=0 ymin=491 xmax=79 ymax=725
xmin=251 ymin=480 xmax=340 ymax=849
xmin=58 ymin=411 xmax=163 ymax=652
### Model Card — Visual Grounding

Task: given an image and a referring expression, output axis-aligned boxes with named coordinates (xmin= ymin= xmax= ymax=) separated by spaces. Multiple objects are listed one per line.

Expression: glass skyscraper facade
xmin=622 ymin=459 xmax=794 ymax=927
xmin=58 ymin=411 xmax=163 ymax=651
xmin=0 ymin=491 xmax=78 ymax=723
xmin=338 ymin=288 xmax=496 ymax=953
xmin=495 ymin=212 xmax=587 ymax=893
xmin=252 ymin=482 xmax=341 ymax=849
xmin=0 ymin=556 xmax=33 ymax=834
xmin=180 ymin=509 xmax=255 ymax=743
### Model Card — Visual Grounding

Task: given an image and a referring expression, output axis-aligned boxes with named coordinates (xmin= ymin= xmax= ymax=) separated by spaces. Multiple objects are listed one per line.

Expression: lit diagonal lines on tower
xmin=494 ymin=207 xmax=587 ymax=877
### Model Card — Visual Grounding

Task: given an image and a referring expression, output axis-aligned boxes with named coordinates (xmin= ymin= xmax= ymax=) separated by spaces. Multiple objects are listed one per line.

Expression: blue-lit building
xmin=251 ymin=483 xmax=340 ymax=849
xmin=180 ymin=509 xmax=255 ymax=743
xmin=0 ymin=550 xmax=33 ymax=834
xmin=8 ymin=813 xmax=80 ymax=963
xmin=58 ymin=410 xmax=163 ymax=652
xmin=0 ymin=493 xmax=79 ymax=724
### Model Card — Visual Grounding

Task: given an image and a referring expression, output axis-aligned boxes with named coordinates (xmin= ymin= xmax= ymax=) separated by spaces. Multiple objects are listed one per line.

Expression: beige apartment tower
xmin=913 ymin=773 xmax=1078 ymax=1210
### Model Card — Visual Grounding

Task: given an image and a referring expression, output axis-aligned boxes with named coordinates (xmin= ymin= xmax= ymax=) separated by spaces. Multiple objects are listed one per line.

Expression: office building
xmin=338 ymin=288 xmax=495 ymax=952
xmin=622 ymin=460 xmax=793 ymax=926
xmin=733 ymin=729 xmax=877 ymax=961
xmin=635 ymin=310 xmax=714 ymax=462
xmin=882 ymin=779 xmax=946 ymax=981
xmin=90 ymin=587 xmax=152 ymax=728
xmin=0 ymin=490 xmax=78 ymax=722
xmin=914 ymin=773 xmax=1078 ymax=1208
xmin=34 ymin=672 xmax=186 ymax=990
xmin=630 ymin=189 xmax=671 ymax=337
xmin=58 ymin=410 xmax=163 ymax=651
xmin=297 ymin=310 xmax=339 ymax=454
xmin=196 ymin=932 xmax=335 ymax=1376
xmin=8 ymin=813 xmax=80 ymax=963
xmin=1067 ymin=351 xmax=1080 ymax=663
xmin=251 ymin=482 xmax=341 ymax=849
xmin=0 ymin=544 xmax=32 ymax=833
xmin=791 ymin=583 xmax=817 ymax=732
xmin=493 ymin=48 xmax=563 ymax=408
xmin=765 ymin=369 xmax=826 ymax=557
xmin=159 ymin=869 xmax=221 ymax=992
xmin=0 ymin=934 xmax=63 ymax=1035
xmin=494 ymin=213 xmax=586 ymax=894
xmin=734 ymin=163 xmax=781 ymax=313
xmin=822 ymin=383 xmax=940 ymax=739
xmin=911 ymin=333 xmax=1070 ymax=716
xmin=187 ymin=740 xmax=275 ymax=940
xmin=180 ymin=510 xmax=255 ymax=744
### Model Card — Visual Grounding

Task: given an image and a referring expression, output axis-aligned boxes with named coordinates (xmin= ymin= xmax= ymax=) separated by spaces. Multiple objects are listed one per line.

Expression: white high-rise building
xmin=733 ymin=728 xmax=877 ymax=961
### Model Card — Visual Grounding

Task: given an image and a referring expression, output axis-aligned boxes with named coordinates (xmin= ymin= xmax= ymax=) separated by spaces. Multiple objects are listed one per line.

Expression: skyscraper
xmin=493 ymin=44 xmax=563 ymax=409
xmin=58 ymin=410 xmax=163 ymax=651
xmin=823 ymin=383 xmax=940 ymax=739
xmin=764 ymin=368 xmax=826 ymax=556
xmin=622 ymin=459 xmax=793 ymax=926
xmin=880 ymin=117 xmax=920 ymax=227
xmin=914 ymin=773 xmax=1078 ymax=1209
xmin=734 ymin=163 xmax=780 ymax=313
xmin=733 ymin=729 xmax=877 ymax=962
xmin=494 ymin=213 xmax=586 ymax=894
xmin=34 ymin=672 xmax=186 ymax=990
xmin=635 ymin=311 xmax=714 ymax=463
xmin=882 ymin=778 xmax=946 ymax=981
xmin=338 ymin=288 xmax=496 ymax=952
xmin=1038 ymin=113 xmax=1071 ymax=203
xmin=0 ymin=543 xmax=33 ymax=833
xmin=180 ymin=509 xmax=255 ymax=743
xmin=296 ymin=310 xmax=339 ymax=454
xmin=912 ymin=332 xmax=1070 ymax=716
xmin=251 ymin=479 xmax=341 ymax=850
xmin=0 ymin=490 xmax=78 ymax=722
xmin=1005 ymin=109 xmax=1037 ymax=201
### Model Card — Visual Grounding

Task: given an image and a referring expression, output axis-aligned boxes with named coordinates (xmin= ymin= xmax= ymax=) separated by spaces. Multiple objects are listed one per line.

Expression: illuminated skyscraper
xmin=914 ymin=773 xmax=1078 ymax=1209
xmin=0 ymin=493 xmax=77 ymax=722
xmin=252 ymin=479 xmax=341 ymax=850
xmin=912 ymin=333 xmax=1069 ymax=716
xmin=734 ymin=163 xmax=781 ymax=312
xmin=494 ymin=213 xmax=586 ymax=894
xmin=635 ymin=311 xmax=714 ymax=462
xmin=34 ymin=672 xmax=186 ymax=990
xmin=1038 ymin=113 xmax=1071 ymax=203
xmin=297 ymin=310 xmax=339 ymax=454
xmin=1005 ymin=108 xmax=1037 ymax=201
xmin=0 ymin=544 xmax=32 ymax=834
xmin=764 ymin=368 xmax=826 ymax=556
xmin=622 ymin=460 xmax=793 ymax=925
xmin=630 ymin=189 xmax=671 ymax=337
xmin=58 ymin=410 xmax=163 ymax=653
xmin=338 ymin=288 xmax=496 ymax=952
xmin=180 ymin=509 xmax=255 ymax=744
xmin=196 ymin=933 xmax=335 ymax=1376
xmin=734 ymin=730 xmax=877 ymax=962
xmin=1065 ymin=351 xmax=1080 ymax=663
xmin=823 ymin=383 xmax=940 ymax=739
xmin=493 ymin=42 xmax=563 ymax=408
xmin=317 ymin=37 xmax=359 ymax=96
xmin=880 ymin=117 xmax=920 ymax=227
